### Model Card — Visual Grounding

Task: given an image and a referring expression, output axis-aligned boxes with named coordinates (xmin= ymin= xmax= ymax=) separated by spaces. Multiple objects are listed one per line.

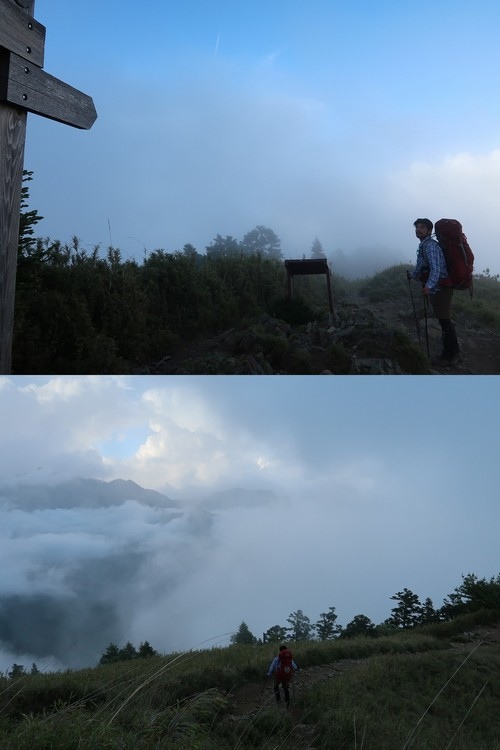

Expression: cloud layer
xmin=1 ymin=376 xmax=498 ymax=672
xmin=26 ymin=49 xmax=500 ymax=276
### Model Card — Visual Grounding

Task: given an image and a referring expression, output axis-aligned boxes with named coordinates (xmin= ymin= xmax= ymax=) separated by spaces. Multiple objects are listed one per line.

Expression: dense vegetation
xmin=13 ymin=174 xmax=500 ymax=374
xmin=16 ymin=239 xmax=500 ymax=375
xmin=14 ymin=239 xmax=296 ymax=373
xmin=15 ymin=175 xmax=310 ymax=372
xmin=1 ymin=574 xmax=499 ymax=748
xmin=1 ymin=612 xmax=498 ymax=749
xmin=220 ymin=573 xmax=500 ymax=646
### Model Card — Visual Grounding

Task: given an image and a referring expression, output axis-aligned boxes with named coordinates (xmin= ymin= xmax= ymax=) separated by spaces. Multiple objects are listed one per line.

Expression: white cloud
xmin=387 ymin=149 xmax=500 ymax=273
xmin=110 ymin=382 xmax=296 ymax=491
xmin=0 ymin=377 xmax=293 ymax=493
xmin=0 ymin=378 xmax=139 ymax=484
xmin=0 ymin=376 xmax=499 ymax=670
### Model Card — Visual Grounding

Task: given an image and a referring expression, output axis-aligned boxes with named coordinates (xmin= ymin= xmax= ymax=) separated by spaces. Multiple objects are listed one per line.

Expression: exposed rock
xmin=350 ymin=357 xmax=405 ymax=375
xmin=148 ymin=294 xmax=500 ymax=375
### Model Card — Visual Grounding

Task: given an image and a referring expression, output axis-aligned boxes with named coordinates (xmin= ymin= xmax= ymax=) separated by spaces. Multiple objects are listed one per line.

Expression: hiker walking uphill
xmin=267 ymin=645 xmax=298 ymax=706
xmin=408 ymin=218 xmax=461 ymax=366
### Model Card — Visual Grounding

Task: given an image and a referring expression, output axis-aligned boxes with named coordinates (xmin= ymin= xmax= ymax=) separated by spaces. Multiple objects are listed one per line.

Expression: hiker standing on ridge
xmin=267 ymin=645 xmax=298 ymax=706
xmin=408 ymin=218 xmax=460 ymax=365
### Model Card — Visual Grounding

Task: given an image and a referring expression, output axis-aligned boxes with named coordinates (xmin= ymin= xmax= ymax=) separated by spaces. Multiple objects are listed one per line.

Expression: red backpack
xmin=277 ymin=649 xmax=294 ymax=681
xmin=434 ymin=218 xmax=474 ymax=293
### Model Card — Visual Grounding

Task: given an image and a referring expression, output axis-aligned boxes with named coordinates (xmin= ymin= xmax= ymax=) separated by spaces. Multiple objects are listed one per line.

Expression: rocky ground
xmin=364 ymin=296 xmax=500 ymax=375
xmin=145 ymin=294 xmax=500 ymax=375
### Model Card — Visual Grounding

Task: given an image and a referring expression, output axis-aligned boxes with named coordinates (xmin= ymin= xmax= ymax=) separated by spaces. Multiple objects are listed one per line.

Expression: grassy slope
xmin=356 ymin=265 xmax=500 ymax=333
xmin=301 ymin=645 xmax=500 ymax=749
xmin=1 ymin=610 xmax=499 ymax=749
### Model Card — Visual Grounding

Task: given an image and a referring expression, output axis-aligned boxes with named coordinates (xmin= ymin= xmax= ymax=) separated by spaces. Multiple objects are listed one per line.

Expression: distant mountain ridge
xmin=0 ymin=477 xmax=180 ymax=511
xmin=0 ymin=478 xmax=280 ymax=512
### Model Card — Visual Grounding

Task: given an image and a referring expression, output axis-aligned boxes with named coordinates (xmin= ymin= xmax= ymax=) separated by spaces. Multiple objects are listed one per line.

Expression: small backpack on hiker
xmin=434 ymin=218 xmax=475 ymax=294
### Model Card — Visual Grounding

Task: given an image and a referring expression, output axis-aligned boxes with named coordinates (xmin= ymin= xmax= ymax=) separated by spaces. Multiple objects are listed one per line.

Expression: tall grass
xmin=1 ymin=619 xmax=498 ymax=748
xmin=298 ymin=644 xmax=500 ymax=749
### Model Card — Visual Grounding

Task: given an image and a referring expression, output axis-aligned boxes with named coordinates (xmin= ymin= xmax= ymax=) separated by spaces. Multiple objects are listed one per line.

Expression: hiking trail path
xmin=227 ymin=623 xmax=500 ymax=722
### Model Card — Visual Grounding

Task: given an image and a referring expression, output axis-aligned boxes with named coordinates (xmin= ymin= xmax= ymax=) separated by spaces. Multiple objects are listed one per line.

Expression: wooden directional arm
xmin=0 ymin=0 xmax=45 ymax=66
xmin=0 ymin=0 xmax=97 ymax=129
xmin=0 ymin=48 xmax=97 ymax=129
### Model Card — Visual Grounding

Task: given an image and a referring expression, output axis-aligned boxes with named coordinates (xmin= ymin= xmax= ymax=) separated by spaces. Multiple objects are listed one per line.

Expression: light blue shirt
xmin=412 ymin=236 xmax=449 ymax=292
xmin=267 ymin=655 xmax=298 ymax=676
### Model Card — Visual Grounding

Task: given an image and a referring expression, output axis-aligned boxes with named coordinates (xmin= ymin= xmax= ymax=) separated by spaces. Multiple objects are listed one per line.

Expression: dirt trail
xmin=228 ymin=659 xmax=363 ymax=718
xmin=227 ymin=624 xmax=500 ymax=719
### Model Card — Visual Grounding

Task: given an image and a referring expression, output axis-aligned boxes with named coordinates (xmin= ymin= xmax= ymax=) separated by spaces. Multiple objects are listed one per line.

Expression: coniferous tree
xmin=314 ymin=606 xmax=342 ymax=640
xmin=387 ymin=588 xmax=423 ymax=629
xmin=206 ymin=234 xmax=241 ymax=258
xmin=286 ymin=609 xmax=313 ymax=641
xmin=18 ymin=170 xmax=44 ymax=257
xmin=182 ymin=243 xmax=199 ymax=260
xmin=310 ymin=238 xmax=326 ymax=259
xmin=342 ymin=614 xmax=376 ymax=638
xmin=138 ymin=641 xmax=158 ymax=658
xmin=419 ymin=597 xmax=439 ymax=625
xmin=119 ymin=641 xmax=138 ymax=660
xmin=99 ymin=643 xmax=121 ymax=665
xmin=8 ymin=664 xmax=26 ymax=679
xmin=264 ymin=625 xmax=288 ymax=643
xmin=440 ymin=573 xmax=500 ymax=620
xmin=230 ymin=621 xmax=257 ymax=645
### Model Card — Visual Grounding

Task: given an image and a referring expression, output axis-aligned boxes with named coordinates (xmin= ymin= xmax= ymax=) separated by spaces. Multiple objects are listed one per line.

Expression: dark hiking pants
xmin=430 ymin=287 xmax=459 ymax=359
xmin=274 ymin=678 xmax=291 ymax=705
xmin=438 ymin=318 xmax=460 ymax=359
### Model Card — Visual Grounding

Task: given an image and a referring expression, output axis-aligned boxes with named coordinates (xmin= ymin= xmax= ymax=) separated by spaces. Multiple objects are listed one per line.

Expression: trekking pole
xmin=407 ymin=273 xmax=421 ymax=345
xmin=423 ymin=296 xmax=430 ymax=359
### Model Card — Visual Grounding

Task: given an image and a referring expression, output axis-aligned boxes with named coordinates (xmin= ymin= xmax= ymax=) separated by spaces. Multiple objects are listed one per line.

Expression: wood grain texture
xmin=2 ymin=50 xmax=97 ymax=129
xmin=0 ymin=0 xmax=45 ymax=66
xmin=0 ymin=0 xmax=33 ymax=373
xmin=0 ymin=96 xmax=27 ymax=373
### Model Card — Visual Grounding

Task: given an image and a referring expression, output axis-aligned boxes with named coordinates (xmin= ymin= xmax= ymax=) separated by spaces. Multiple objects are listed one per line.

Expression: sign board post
xmin=0 ymin=0 xmax=97 ymax=373
xmin=284 ymin=258 xmax=334 ymax=315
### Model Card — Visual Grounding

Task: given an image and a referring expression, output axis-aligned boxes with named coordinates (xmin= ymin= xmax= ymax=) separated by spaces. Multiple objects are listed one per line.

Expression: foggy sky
xmin=0 ymin=375 xmax=498 ymax=672
xmin=21 ymin=1 xmax=500 ymax=276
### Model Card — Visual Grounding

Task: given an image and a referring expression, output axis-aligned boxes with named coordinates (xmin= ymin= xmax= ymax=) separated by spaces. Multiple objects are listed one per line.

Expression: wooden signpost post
xmin=0 ymin=0 xmax=97 ymax=373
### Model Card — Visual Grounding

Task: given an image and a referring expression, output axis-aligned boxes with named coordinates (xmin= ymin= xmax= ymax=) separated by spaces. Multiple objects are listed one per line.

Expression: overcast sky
xmin=0 ymin=375 xmax=497 ymax=672
xmin=21 ymin=0 xmax=500 ymax=275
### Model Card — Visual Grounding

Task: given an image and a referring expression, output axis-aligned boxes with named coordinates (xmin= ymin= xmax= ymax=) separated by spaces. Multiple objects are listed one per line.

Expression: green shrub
xmin=271 ymin=297 xmax=317 ymax=325
xmin=389 ymin=329 xmax=431 ymax=374
xmin=358 ymin=263 xmax=412 ymax=302
xmin=325 ymin=343 xmax=351 ymax=373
